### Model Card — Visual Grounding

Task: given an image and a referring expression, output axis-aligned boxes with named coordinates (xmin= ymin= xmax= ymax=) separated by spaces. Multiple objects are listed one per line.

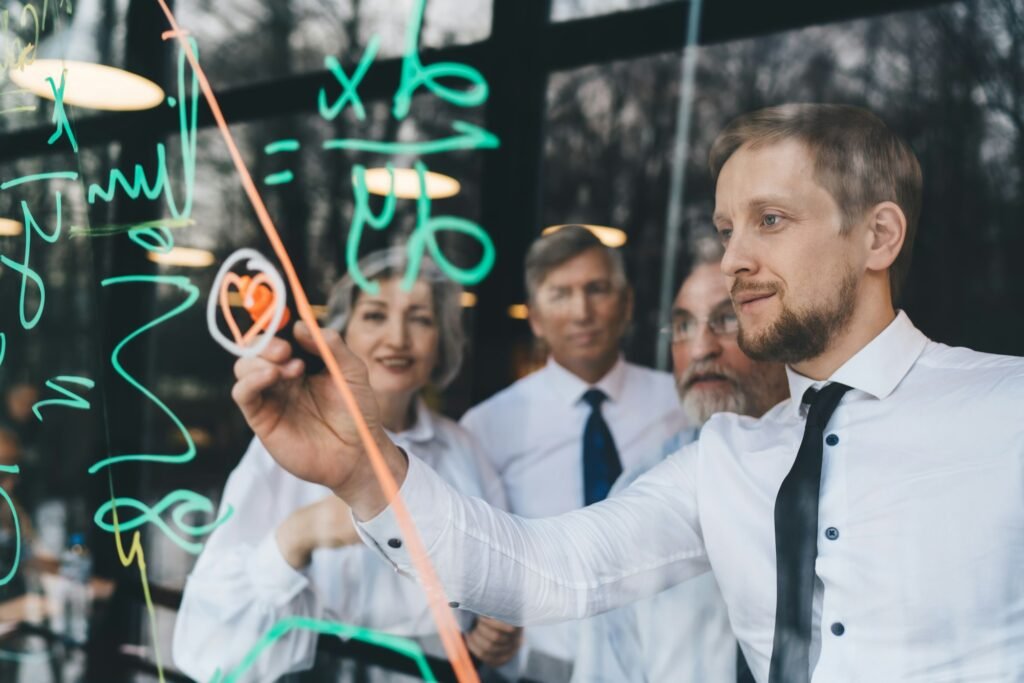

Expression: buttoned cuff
xmin=354 ymin=452 xmax=453 ymax=575
xmin=247 ymin=531 xmax=311 ymax=607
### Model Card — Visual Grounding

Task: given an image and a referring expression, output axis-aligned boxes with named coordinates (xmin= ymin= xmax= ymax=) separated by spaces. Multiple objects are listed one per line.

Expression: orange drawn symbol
xmin=206 ymin=249 xmax=288 ymax=357
xmin=218 ymin=273 xmax=291 ymax=346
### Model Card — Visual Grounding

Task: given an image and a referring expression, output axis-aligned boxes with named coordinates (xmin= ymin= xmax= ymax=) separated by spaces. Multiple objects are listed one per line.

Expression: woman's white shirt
xmin=172 ymin=399 xmax=506 ymax=682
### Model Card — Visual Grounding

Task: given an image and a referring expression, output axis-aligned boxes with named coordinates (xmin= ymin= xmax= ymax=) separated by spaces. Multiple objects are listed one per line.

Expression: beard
xmin=735 ymin=268 xmax=858 ymax=364
xmin=678 ymin=362 xmax=748 ymax=426
xmin=677 ymin=359 xmax=788 ymax=426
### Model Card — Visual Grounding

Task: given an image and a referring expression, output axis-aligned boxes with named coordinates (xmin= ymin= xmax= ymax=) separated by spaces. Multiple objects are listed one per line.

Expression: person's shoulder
xmin=430 ymin=411 xmax=476 ymax=452
xmin=622 ymin=361 xmax=675 ymax=386
xmin=695 ymin=400 xmax=797 ymax=455
xmin=916 ymin=341 xmax=1024 ymax=395
xmin=460 ymin=369 xmax=549 ymax=429
xmin=621 ymin=362 xmax=679 ymax=402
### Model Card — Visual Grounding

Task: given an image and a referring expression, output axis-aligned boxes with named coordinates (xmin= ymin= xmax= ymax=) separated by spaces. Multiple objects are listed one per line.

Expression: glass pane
xmin=542 ymin=53 xmax=683 ymax=368
xmin=177 ymin=0 xmax=492 ymax=88
xmin=551 ymin=0 xmax=676 ymax=22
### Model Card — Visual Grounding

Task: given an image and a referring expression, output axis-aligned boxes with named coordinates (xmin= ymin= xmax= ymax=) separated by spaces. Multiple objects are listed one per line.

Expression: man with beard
xmin=231 ymin=103 xmax=1024 ymax=682
xmin=572 ymin=237 xmax=786 ymax=683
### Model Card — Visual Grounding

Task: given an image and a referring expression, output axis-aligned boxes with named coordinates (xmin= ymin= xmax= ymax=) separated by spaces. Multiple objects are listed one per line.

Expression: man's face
xmin=713 ymin=139 xmax=864 ymax=364
xmin=529 ymin=248 xmax=633 ymax=380
xmin=672 ymin=263 xmax=787 ymax=424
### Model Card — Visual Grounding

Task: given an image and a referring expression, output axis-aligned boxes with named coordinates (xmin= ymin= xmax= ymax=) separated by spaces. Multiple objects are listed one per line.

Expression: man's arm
xmin=231 ymin=323 xmax=710 ymax=624
xmin=355 ymin=448 xmax=711 ymax=625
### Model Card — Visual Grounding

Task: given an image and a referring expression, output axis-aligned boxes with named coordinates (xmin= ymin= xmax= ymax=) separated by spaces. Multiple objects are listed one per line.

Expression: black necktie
xmin=768 ymin=382 xmax=852 ymax=683
xmin=581 ymin=388 xmax=622 ymax=505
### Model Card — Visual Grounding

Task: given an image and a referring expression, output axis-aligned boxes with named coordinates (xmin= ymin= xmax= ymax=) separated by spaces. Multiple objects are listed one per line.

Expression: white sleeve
xmin=172 ymin=440 xmax=322 ymax=683
xmin=356 ymin=443 xmax=710 ymax=626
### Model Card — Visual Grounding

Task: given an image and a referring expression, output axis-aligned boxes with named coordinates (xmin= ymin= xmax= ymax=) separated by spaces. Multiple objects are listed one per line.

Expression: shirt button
xmin=387 ymin=538 xmax=402 ymax=549
xmin=825 ymin=527 xmax=839 ymax=541
xmin=825 ymin=434 xmax=839 ymax=446
xmin=448 ymin=601 xmax=460 ymax=608
xmin=831 ymin=622 xmax=845 ymax=636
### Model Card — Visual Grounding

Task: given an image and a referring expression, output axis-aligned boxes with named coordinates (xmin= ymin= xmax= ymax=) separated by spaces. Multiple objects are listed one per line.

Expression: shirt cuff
xmin=246 ymin=531 xmax=311 ymax=607
xmin=355 ymin=451 xmax=453 ymax=575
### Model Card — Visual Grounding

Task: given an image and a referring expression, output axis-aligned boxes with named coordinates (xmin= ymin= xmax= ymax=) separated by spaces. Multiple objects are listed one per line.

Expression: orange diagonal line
xmin=151 ymin=3 xmax=480 ymax=682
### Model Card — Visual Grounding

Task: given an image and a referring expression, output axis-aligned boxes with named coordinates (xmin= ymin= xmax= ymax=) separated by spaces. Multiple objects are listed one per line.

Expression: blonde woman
xmin=174 ymin=248 xmax=521 ymax=682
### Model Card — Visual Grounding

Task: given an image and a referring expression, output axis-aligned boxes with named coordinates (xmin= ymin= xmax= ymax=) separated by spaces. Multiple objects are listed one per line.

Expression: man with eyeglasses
xmin=572 ymin=236 xmax=786 ymax=683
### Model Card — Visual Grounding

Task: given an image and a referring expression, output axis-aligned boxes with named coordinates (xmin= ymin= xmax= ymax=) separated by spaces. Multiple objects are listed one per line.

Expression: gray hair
xmin=524 ymin=225 xmax=628 ymax=303
xmin=325 ymin=247 xmax=465 ymax=389
xmin=687 ymin=231 xmax=725 ymax=273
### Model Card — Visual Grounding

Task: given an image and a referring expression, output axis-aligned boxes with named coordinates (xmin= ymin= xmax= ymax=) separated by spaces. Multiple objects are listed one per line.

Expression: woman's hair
xmin=325 ymin=247 xmax=466 ymax=389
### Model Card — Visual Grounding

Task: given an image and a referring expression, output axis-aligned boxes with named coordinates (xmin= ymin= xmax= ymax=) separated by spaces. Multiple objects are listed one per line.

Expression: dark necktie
xmin=768 ymin=382 xmax=852 ymax=683
xmin=581 ymin=388 xmax=623 ymax=505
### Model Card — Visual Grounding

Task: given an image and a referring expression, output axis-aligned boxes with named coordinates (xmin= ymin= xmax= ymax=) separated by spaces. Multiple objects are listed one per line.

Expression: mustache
xmin=678 ymin=360 xmax=742 ymax=392
xmin=731 ymin=280 xmax=781 ymax=300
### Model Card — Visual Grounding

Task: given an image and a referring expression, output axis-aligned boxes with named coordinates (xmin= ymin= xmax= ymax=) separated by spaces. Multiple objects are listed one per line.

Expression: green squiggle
xmin=128 ymin=225 xmax=174 ymax=253
xmin=93 ymin=489 xmax=233 ymax=555
xmin=46 ymin=69 xmax=78 ymax=153
xmin=0 ymin=465 xmax=21 ymax=586
xmin=0 ymin=195 xmax=62 ymax=330
xmin=85 ymin=39 xmax=199 ymax=221
xmin=0 ymin=171 xmax=77 ymax=190
xmin=322 ymin=121 xmax=499 ymax=156
xmin=392 ymin=0 xmax=487 ymax=120
xmin=89 ymin=275 xmax=198 ymax=474
xmin=31 ymin=375 xmax=93 ymax=421
xmin=319 ymin=36 xmax=379 ymax=122
xmin=403 ymin=161 xmax=495 ymax=289
xmin=264 ymin=139 xmax=300 ymax=154
xmin=207 ymin=616 xmax=437 ymax=683
xmin=346 ymin=163 xmax=397 ymax=295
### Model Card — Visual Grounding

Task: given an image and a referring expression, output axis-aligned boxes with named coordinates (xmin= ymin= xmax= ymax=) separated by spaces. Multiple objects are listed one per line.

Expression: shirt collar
xmin=384 ymin=397 xmax=436 ymax=444
xmin=544 ymin=354 xmax=628 ymax=407
xmin=785 ymin=310 xmax=929 ymax=417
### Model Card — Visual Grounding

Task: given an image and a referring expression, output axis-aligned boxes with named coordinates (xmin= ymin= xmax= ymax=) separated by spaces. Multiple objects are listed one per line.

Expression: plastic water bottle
xmin=59 ymin=533 xmax=91 ymax=642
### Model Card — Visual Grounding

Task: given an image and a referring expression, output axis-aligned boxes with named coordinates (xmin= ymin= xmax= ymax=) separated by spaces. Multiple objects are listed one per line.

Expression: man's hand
xmin=232 ymin=321 xmax=405 ymax=519
xmin=465 ymin=616 xmax=523 ymax=668
xmin=276 ymin=495 xmax=361 ymax=569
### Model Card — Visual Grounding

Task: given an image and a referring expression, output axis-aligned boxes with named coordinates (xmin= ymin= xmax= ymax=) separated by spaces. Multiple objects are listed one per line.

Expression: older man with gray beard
xmin=572 ymin=237 xmax=787 ymax=683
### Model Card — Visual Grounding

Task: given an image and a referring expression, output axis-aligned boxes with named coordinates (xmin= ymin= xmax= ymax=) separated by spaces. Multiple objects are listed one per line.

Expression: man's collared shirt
xmin=361 ymin=312 xmax=1024 ymax=681
xmin=573 ymin=427 xmax=737 ymax=683
xmin=459 ymin=356 xmax=685 ymax=667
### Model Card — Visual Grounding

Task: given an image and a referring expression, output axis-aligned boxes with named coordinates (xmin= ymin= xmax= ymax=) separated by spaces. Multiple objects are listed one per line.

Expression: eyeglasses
xmin=661 ymin=310 xmax=740 ymax=344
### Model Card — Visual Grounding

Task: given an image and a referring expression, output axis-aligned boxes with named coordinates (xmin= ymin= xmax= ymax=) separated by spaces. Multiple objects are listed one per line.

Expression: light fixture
xmin=507 ymin=304 xmax=529 ymax=320
xmin=310 ymin=304 xmax=329 ymax=319
xmin=147 ymin=247 xmax=216 ymax=268
xmin=0 ymin=219 xmax=23 ymax=236
xmin=10 ymin=59 xmax=165 ymax=111
xmin=460 ymin=292 xmax=477 ymax=308
xmin=542 ymin=224 xmax=628 ymax=248
xmin=363 ymin=168 xmax=461 ymax=200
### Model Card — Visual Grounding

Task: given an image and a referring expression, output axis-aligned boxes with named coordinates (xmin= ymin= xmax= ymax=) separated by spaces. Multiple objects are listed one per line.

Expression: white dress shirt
xmin=360 ymin=313 xmax=1024 ymax=682
xmin=573 ymin=429 xmax=738 ymax=683
xmin=460 ymin=356 xmax=686 ymax=668
xmin=172 ymin=399 xmax=506 ymax=683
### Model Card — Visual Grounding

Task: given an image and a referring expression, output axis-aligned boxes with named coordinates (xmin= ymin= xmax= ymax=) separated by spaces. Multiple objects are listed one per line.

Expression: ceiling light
xmin=10 ymin=59 xmax=165 ymax=111
xmin=363 ymin=167 xmax=460 ymax=200
xmin=146 ymin=247 xmax=215 ymax=268
xmin=507 ymin=304 xmax=528 ymax=320
xmin=0 ymin=219 xmax=23 ymax=236
xmin=542 ymin=224 xmax=627 ymax=248
xmin=460 ymin=292 xmax=477 ymax=308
